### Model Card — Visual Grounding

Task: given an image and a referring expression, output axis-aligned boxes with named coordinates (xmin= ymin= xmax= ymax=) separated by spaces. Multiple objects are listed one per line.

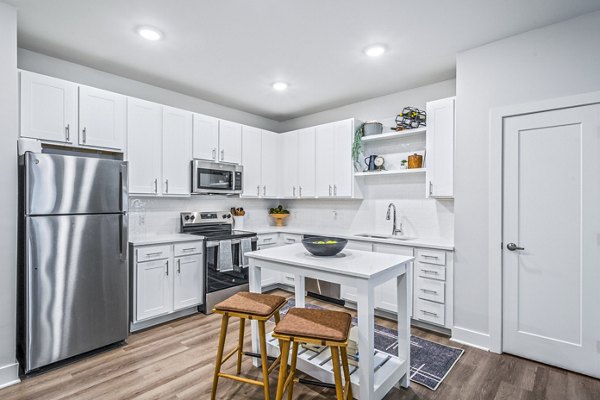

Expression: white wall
xmin=0 ymin=1 xmax=19 ymax=389
xmin=279 ymin=79 xmax=456 ymax=131
xmin=17 ymin=49 xmax=283 ymax=132
xmin=453 ymin=10 xmax=600 ymax=347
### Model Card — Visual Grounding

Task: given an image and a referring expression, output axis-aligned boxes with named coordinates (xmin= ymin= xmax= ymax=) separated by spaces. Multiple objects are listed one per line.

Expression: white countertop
xmin=246 ymin=243 xmax=414 ymax=279
xmin=129 ymin=233 xmax=203 ymax=246
xmin=244 ymin=226 xmax=454 ymax=251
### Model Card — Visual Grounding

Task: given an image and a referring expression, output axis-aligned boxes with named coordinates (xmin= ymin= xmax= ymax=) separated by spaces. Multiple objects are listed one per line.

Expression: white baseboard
xmin=0 ymin=362 xmax=20 ymax=390
xmin=451 ymin=326 xmax=490 ymax=351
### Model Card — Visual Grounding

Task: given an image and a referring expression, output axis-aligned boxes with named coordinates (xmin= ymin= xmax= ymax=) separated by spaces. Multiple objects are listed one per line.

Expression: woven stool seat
xmin=214 ymin=291 xmax=286 ymax=317
xmin=274 ymin=308 xmax=352 ymax=343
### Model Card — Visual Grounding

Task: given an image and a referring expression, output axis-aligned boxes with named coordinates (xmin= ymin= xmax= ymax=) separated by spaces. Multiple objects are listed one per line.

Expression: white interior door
xmin=502 ymin=103 xmax=600 ymax=378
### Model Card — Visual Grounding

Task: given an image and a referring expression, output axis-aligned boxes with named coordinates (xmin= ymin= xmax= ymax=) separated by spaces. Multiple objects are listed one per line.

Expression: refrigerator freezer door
xmin=25 ymin=213 xmax=128 ymax=372
xmin=25 ymin=152 xmax=127 ymax=215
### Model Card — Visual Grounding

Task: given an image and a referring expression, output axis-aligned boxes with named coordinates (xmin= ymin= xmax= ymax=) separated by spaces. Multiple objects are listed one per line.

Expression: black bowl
xmin=301 ymin=237 xmax=348 ymax=257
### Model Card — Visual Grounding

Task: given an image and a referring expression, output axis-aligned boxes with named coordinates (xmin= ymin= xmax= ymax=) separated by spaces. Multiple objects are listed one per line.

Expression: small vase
xmin=233 ymin=216 xmax=245 ymax=230
xmin=270 ymin=213 xmax=289 ymax=227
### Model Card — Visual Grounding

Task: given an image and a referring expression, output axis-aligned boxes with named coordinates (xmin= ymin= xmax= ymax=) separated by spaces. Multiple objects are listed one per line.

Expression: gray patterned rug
xmin=273 ymin=299 xmax=463 ymax=390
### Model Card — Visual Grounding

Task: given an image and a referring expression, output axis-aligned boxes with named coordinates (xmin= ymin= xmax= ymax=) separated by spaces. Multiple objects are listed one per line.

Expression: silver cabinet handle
xmin=429 ymin=181 xmax=433 ymax=196
xmin=257 ymin=185 xmax=260 ymax=196
xmin=422 ymin=255 xmax=440 ymax=259
xmin=263 ymin=186 xmax=266 ymax=196
xmin=329 ymin=185 xmax=332 ymax=196
xmin=421 ymin=269 xmax=439 ymax=275
xmin=146 ymin=252 xmax=163 ymax=257
xmin=299 ymin=186 xmax=302 ymax=197
xmin=334 ymin=184 xmax=337 ymax=196
xmin=212 ymin=148 xmax=216 ymax=160
xmin=165 ymin=179 xmax=169 ymax=193
xmin=220 ymin=149 xmax=224 ymax=160
xmin=154 ymin=178 xmax=158 ymax=194
xmin=177 ymin=259 xmax=181 ymax=274
xmin=181 ymin=248 xmax=195 ymax=253
xmin=293 ymin=186 xmax=296 ymax=197
xmin=82 ymin=127 xmax=87 ymax=143
xmin=166 ymin=260 xmax=169 ymax=276
xmin=422 ymin=310 xmax=438 ymax=317
xmin=65 ymin=124 xmax=70 ymax=141
xmin=421 ymin=289 xmax=438 ymax=295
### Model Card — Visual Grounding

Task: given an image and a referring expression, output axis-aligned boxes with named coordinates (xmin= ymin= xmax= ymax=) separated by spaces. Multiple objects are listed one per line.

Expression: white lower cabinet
xmin=131 ymin=241 xmax=203 ymax=331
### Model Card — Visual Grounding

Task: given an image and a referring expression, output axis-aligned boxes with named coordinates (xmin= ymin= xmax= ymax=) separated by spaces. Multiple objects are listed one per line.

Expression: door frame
xmin=488 ymin=90 xmax=600 ymax=354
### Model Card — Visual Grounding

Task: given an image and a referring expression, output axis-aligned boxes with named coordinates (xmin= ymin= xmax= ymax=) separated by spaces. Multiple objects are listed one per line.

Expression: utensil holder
xmin=233 ymin=216 xmax=245 ymax=230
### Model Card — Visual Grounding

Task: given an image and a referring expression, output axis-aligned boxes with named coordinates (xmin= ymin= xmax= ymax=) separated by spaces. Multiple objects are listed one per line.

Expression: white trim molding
xmin=451 ymin=326 xmax=490 ymax=351
xmin=488 ymin=90 xmax=600 ymax=354
xmin=0 ymin=362 xmax=20 ymax=390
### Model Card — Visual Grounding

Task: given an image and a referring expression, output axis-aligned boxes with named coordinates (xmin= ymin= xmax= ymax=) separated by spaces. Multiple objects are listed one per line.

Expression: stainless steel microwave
xmin=191 ymin=160 xmax=243 ymax=195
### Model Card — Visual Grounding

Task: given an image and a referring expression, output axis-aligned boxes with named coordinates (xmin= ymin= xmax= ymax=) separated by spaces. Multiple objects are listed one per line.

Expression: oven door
xmin=205 ymin=238 xmax=257 ymax=293
xmin=191 ymin=160 xmax=243 ymax=195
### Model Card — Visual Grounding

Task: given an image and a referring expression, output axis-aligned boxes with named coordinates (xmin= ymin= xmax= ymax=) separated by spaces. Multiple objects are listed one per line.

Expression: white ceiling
xmin=6 ymin=0 xmax=600 ymax=121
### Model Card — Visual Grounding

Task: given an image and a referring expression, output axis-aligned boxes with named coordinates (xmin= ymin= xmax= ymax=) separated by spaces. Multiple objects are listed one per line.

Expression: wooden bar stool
xmin=273 ymin=308 xmax=353 ymax=400
xmin=211 ymin=291 xmax=287 ymax=400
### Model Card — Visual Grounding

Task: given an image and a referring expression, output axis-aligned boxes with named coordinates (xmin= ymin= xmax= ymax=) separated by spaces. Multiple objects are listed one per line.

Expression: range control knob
xmin=222 ymin=214 xmax=227 ymax=219
xmin=227 ymin=213 xmax=232 ymax=219
xmin=190 ymin=215 xmax=196 ymax=221
xmin=184 ymin=215 xmax=190 ymax=221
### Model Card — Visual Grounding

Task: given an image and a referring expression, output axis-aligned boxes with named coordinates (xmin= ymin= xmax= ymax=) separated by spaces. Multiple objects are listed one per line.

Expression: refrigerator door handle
xmin=119 ymin=162 xmax=129 ymax=261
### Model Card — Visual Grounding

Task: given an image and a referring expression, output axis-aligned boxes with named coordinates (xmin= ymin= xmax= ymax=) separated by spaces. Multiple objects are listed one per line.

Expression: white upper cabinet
xmin=241 ymin=125 xmax=262 ymax=197
xmin=192 ymin=114 xmax=219 ymax=161
xmin=162 ymin=106 xmax=192 ymax=196
xmin=332 ymin=120 xmax=353 ymax=197
xmin=127 ymin=98 xmax=162 ymax=195
xmin=281 ymin=130 xmax=299 ymax=198
xmin=20 ymin=71 xmax=78 ymax=144
xmin=426 ymin=97 xmax=455 ymax=198
xmin=79 ymin=86 xmax=126 ymax=150
xmin=297 ymin=128 xmax=316 ymax=198
xmin=315 ymin=123 xmax=335 ymax=197
xmin=219 ymin=120 xmax=242 ymax=164
xmin=261 ymin=131 xmax=281 ymax=198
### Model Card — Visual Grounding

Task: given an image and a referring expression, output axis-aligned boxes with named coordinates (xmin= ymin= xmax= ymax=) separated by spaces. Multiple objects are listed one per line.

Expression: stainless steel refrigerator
xmin=18 ymin=152 xmax=129 ymax=373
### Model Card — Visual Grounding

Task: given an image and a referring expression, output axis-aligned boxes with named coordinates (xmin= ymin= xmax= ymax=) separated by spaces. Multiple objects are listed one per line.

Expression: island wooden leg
xmin=356 ymin=280 xmax=375 ymax=400
xmin=249 ymin=261 xmax=262 ymax=368
xmin=294 ymin=274 xmax=305 ymax=308
xmin=397 ymin=265 xmax=411 ymax=388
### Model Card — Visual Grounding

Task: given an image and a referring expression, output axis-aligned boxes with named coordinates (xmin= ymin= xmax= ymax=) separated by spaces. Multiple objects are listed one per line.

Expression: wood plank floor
xmin=2 ymin=289 xmax=599 ymax=400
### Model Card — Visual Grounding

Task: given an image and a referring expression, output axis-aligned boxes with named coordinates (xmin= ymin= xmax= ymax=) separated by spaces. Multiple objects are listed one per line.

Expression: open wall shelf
xmin=354 ymin=168 xmax=426 ymax=177
xmin=361 ymin=127 xmax=426 ymax=143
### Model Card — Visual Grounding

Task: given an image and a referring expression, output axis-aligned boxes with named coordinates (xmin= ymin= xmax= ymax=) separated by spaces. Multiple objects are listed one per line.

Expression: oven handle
xmin=206 ymin=237 xmax=258 ymax=248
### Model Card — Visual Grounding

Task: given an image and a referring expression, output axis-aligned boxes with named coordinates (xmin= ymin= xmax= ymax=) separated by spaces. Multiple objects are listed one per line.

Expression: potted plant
xmin=400 ymin=159 xmax=408 ymax=169
xmin=269 ymin=205 xmax=290 ymax=227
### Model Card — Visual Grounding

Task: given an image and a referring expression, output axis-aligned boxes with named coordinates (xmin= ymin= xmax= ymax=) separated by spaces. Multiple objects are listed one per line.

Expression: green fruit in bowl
xmin=325 ymin=240 xmax=338 ymax=244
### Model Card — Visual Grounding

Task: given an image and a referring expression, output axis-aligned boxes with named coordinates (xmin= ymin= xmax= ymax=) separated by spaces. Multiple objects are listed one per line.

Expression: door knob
xmin=506 ymin=243 xmax=525 ymax=251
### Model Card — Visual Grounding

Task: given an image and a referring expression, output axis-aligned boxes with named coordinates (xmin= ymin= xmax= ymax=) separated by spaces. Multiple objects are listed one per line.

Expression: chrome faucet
xmin=386 ymin=203 xmax=403 ymax=236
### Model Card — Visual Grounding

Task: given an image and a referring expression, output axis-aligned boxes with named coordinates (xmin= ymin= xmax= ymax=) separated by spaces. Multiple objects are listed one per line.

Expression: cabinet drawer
xmin=281 ymin=233 xmax=302 ymax=245
xmin=415 ymin=298 xmax=445 ymax=326
xmin=415 ymin=262 xmax=446 ymax=281
xmin=136 ymin=245 xmax=172 ymax=261
xmin=174 ymin=242 xmax=203 ymax=257
xmin=282 ymin=273 xmax=295 ymax=285
xmin=416 ymin=249 xmax=446 ymax=265
xmin=414 ymin=276 xmax=445 ymax=303
xmin=257 ymin=233 xmax=279 ymax=246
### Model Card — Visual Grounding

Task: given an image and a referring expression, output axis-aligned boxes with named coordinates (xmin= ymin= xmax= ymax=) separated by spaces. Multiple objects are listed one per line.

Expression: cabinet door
xmin=372 ymin=244 xmax=413 ymax=314
xmin=192 ymin=114 xmax=219 ymax=161
xmin=20 ymin=71 xmax=77 ymax=144
xmin=315 ymin=123 xmax=335 ymax=197
xmin=426 ymin=97 xmax=455 ymax=198
xmin=79 ymin=86 xmax=126 ymax=150
xmin=162 ymin=106 xmax=192 ymax=196
xmin=261 ymin=130 xmax=281 ymax=197
xmin=136 ymin=259 xmax=173 ymax=321
xmin=219 ymin=120 xmax=242 ymax=164
xmin=241 ymin=125 xmax=262 ymax=197
xmin=173 ymin=254 xmax=204 ymax=311
xmin=281 ymin=131 xmax=299 ymax=198
xmin=332 ymin=120 xmax=353 ymax=197
xmin=126 ymin=97 xmax=162 ymax=195
xmin=257 ymin=244 xmax=281 ymax=287
xmin=297 ymin=128 xmax=316 ymax=198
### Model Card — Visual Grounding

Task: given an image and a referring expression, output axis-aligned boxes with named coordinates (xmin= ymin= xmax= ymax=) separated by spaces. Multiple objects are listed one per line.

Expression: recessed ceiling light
xmin=364 ymin=44 xmax=387 ymax=57
xmin=272 ymin=82 xmax=288 ymax=91
xmin=137 ymin=26 xmax=163 ymax=41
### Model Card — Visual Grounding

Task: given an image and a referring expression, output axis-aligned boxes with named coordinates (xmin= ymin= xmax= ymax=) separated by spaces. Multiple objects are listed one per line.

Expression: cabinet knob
xmin=65 ymin=124 xmax=70 ymax=141
xmin=212 ymin=148 xmax=216 ymax=160
xmin=82 ymin=127 xmax=87 ymax=144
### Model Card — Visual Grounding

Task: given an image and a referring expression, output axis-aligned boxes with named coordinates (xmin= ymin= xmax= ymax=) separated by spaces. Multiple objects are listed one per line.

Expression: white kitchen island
xmin=246 ymin=243 xmax=413 ymax=400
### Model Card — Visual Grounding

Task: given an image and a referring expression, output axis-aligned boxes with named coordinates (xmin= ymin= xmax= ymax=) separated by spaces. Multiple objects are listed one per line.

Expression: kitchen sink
xmin=355 ymin=233 xmax=415 ymax=241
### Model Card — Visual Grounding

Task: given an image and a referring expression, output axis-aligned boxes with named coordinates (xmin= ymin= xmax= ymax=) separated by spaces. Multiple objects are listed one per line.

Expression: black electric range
xmin=180 ymin=211 xmax=257 ymax=314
